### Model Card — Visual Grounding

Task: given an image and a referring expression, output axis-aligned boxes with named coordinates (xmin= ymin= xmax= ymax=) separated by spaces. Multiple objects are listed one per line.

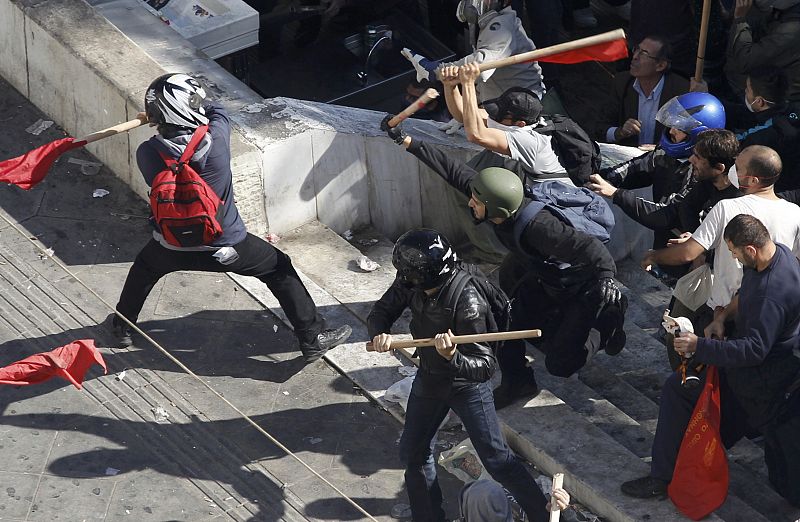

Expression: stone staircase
xmin=234 ymin=221 xmax=800 ymax=522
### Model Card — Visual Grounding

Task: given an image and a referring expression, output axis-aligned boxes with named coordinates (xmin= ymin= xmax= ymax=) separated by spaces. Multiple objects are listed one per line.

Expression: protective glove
xmin=599 ymin=277 xmax=622 ymax=307
xmin=380 ymin=114 xmax=407 ymax=145
xmin=437 ymin=117 xmax=464 ymax=136
xmin=401 ymin=48 xmax=440 ymax=82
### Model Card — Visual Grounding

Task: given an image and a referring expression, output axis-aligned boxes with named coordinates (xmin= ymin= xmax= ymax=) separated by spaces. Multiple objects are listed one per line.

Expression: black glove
xmin=599 ymin=277 xmax=622 ymax=307
xmin=380 ymin=114 xmax=407 ymax=145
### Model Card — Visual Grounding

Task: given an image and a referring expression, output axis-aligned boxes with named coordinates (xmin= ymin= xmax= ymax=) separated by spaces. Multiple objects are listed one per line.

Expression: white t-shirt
xmin=692 ymin=194 xmax=800 ymax=308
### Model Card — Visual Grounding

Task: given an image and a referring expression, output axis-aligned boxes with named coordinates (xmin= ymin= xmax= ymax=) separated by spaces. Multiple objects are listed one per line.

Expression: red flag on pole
xmin=0 ymin=340 xmax=107 ymax=389
xmin=538 ymin=37 xmax=629 ymax=64
xmin=668 ymin=365 xmax=729 ymax=520
xmin=0 ymin=138 xmax=87 ymax=190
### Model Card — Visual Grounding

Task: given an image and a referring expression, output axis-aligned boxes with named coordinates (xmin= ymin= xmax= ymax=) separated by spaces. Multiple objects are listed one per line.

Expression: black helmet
xmin=392 ymin=229 xmax=458 ymax=289
xmin=144 ymin=73 xmax=209 ymax=128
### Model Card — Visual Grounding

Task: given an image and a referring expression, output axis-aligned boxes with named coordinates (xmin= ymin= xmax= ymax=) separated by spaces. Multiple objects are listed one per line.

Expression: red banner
xmin=0 ymin=340 xmax=107 ymax=389
xmin=538 ymin=38 xmax=629 ymax=64
xmin=668 ymin=366 xmax=729 ymax=520
xmin=0 ymin=138 xmax=86 ymax=190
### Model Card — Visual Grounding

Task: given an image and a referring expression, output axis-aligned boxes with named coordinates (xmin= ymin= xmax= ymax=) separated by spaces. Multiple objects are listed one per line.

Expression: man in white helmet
xmin=403 ymin=0 xmax=545 ymax=102
xmin=110 ymin=73 xmax=351 ymax=363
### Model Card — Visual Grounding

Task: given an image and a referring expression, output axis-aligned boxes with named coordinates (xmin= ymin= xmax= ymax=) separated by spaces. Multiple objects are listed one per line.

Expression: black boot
xmin=301 ymin=325 xmax=352 ymax=363
xmin=108 ymin=313 xmax=134 ymax=348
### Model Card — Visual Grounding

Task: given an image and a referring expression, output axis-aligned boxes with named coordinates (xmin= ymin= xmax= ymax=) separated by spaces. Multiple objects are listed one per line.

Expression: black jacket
xmin=735 ymin=105 xmax=800 ymax=192
xmin=612 ymin=179 xmax=742 ymax=234
xmin=367 ymin=267 xmax=496 ymax=397
xmin=601 ymin=147 xmax=692 ymax=248
xmin=406 ymin=140 xmax=616 ymax=288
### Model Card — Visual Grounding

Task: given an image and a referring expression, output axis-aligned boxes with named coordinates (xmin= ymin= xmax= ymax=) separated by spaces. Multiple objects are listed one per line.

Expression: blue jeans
xmin=399 ymin=378 xmax=549 ymax=522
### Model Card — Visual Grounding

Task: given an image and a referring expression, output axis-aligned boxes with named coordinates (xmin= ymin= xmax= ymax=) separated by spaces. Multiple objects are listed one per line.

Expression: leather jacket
xmin=367 ymin=267 xmax=497 ymax=397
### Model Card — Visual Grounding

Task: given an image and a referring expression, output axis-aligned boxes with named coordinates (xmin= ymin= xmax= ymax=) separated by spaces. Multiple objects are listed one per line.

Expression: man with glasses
xmin=591 ymin=35 xmax=688 ymax=147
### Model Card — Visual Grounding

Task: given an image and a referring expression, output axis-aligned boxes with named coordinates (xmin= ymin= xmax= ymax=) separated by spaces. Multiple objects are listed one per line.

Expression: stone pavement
xmin=0 ymin=77 xmax=468 ymax=521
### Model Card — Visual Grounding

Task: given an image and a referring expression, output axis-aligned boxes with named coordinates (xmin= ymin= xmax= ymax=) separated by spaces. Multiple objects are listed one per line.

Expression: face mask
xmin=728 ymin=164 xmax=740 ymax=188
xmin=744 ymin=94 xmax=756 ymax=113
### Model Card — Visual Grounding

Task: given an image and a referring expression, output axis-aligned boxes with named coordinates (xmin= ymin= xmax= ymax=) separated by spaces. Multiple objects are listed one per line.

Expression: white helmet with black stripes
xmin=144 ymin=73 xmax=208 ymax=128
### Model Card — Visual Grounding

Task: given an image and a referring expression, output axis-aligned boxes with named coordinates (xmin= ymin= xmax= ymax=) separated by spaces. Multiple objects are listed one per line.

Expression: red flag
xmin=538 ymin=38 xmax=629 ymax=64
xmin=0 ymin=138 xmax=87 ymax=190
xmin=0 ymin=340 xmax=107 ymax=389
xmin=668 ymin=366 xmax=729 ymax=520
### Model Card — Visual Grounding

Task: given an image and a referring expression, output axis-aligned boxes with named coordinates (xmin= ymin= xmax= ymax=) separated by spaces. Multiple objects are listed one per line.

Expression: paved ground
xmin=0 ymin=76 xmax=473 ymax=521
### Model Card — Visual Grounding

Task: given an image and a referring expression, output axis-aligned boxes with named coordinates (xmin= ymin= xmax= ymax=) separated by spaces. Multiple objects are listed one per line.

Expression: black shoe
xmin=604 ymin=294 xmax=628 ymax=356
xmin=620 ymin=476 xmax=668 ymax=499
xmin=302 ymin=325 xmax=352 ymax=363
xmin=109 ymin=313 xmax=133 ymax=347
xmin=493 ymin=377 xmax=540 ymax=410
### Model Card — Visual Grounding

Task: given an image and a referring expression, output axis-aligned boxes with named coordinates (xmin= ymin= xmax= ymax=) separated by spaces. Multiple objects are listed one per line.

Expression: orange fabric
xmin=668 ymin=366 xmax=729 ymax=520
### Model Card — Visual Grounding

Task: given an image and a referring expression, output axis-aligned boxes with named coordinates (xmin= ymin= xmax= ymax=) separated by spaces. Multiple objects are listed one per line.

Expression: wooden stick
xmin=465 ymin=28 xmax=626 ymax=75
xmin=80 ymin=115 xmax=149 ymax=145
xmin=549 ymin=473 xmax=565 ymax=522
xmin=386 ymin=89 xmax=439 ymax=128
xmin=365 ymin=329 xmax=541 ymax=351
xmin=694 ymin=0 xmax=712 ymax=82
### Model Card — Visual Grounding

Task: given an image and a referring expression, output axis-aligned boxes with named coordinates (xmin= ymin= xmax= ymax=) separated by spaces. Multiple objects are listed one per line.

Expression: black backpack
xmin=535 ymin=114 xmax=601 ymax=186
xmin=441 ymin=264 xmax=511 ymax=348
xmin=764 ymin=373 xmax=800 ymax=506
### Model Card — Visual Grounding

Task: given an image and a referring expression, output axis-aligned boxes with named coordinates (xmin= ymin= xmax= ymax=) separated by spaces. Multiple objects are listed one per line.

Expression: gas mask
xmin=456 ymin=0 xmax=503 ymax=24
xmin=456 ymin=0 xmax=485 ymax=25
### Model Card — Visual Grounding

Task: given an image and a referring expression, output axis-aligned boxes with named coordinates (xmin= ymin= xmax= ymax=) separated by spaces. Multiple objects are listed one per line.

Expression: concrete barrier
xmin=0 ymin=0 xmax=649 ymax=262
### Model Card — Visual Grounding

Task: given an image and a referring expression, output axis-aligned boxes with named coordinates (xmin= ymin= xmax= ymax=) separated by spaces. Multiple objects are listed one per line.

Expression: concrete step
xmin=0 ymin=246 xmax=308 ymax=522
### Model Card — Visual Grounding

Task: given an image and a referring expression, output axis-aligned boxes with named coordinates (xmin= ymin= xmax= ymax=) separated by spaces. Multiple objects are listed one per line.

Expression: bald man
xmin=640 ymin=145 xmax=800 ymax=337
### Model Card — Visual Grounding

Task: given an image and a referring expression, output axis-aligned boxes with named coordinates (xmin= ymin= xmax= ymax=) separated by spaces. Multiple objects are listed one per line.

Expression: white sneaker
xmin=573 ymin=7 xmax=598 ymax=28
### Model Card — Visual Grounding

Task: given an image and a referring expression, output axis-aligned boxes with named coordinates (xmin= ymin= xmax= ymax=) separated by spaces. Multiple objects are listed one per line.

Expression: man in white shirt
xmin=641 ymin=145 xmax=800 ymax=332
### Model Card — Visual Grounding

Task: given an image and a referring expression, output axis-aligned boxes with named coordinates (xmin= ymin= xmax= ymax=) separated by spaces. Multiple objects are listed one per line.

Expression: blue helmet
xmin=656 ymin=92 xmax=726 ymax=158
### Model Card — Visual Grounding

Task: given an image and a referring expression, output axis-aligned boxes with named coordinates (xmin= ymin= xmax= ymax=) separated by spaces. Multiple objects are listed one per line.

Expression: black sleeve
xmin=367 ymin=279 xmax=412 ymax=338
xmin=612 ymin=188 xmax=680 ymax=230
xmin=448 ymin=285 xmax=497 ymax=382
xmin=611 ymin=180 xmax=703 ymax=231
xmin=599 ymin=149 xmax=659 ymax=189
xmin=778 ymin=189 xmax=800 ymax=206
xmin=523 ymin=209 xmax=616 ymax=279
xmin=406 ymin=140 xmax=477 ymax=198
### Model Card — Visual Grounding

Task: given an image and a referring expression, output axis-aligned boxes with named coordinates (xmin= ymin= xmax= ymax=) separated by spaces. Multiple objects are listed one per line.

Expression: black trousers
xmin=498 ymin=255 xmax=616 ymax=380
xmin=115 ymin=234 xmax=324 ymax=346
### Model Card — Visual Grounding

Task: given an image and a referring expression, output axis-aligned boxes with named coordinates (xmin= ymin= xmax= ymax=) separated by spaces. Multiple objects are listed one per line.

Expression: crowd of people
xmin=110 ymin=0 xmax=800 ymax=519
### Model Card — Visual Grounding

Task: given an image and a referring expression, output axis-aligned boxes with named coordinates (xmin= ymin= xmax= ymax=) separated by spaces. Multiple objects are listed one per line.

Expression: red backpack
xmin=149 ymin=125 xmax=224 ymax=247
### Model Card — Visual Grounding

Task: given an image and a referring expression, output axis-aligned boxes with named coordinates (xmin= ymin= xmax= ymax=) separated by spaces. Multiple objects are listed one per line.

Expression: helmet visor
xmin=655 ymin=97 xmax=705 ymax=133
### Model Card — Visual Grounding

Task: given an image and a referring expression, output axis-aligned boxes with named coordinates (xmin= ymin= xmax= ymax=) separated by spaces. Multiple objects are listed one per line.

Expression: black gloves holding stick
xmin=380 ymin=114 xmax=407 ymax=145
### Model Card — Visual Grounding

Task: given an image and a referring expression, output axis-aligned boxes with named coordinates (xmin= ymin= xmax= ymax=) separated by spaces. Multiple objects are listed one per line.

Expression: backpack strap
xmin=158 ymin=125 xmax=209 ymax=169
xmin=441 ymin=269 xmax=472 ymax=325
xmin=512 ymin=200 xmax=546 ymax=253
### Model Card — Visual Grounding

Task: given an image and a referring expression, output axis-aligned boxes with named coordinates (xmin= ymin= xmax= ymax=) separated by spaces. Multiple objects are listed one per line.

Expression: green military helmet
xmin=470 ymin=167 xmax=524 ymax=219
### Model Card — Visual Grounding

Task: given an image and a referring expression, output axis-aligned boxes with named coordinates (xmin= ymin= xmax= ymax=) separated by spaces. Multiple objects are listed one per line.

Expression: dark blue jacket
xmin=136 ymin=103 xmax=248 ymax=247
